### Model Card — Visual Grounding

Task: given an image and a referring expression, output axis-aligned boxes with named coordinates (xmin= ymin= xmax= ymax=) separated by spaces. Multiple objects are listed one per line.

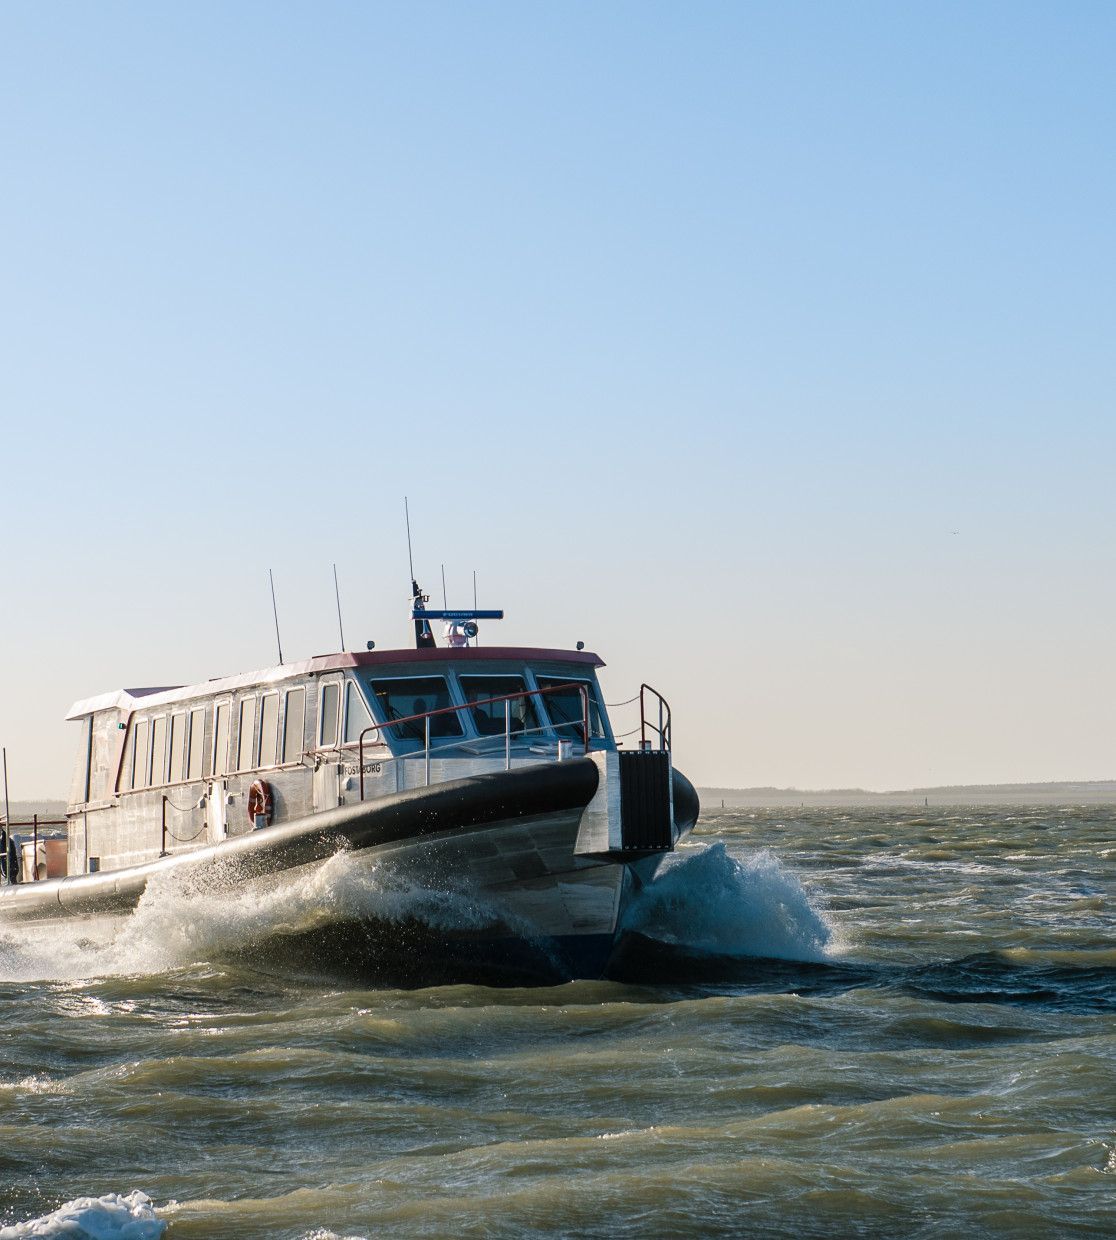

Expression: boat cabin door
xmin=313 ymin=760 xmax=341 ymax=811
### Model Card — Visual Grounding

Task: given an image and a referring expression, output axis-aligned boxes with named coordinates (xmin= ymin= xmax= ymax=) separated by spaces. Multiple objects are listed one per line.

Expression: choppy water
xmin=1 ymin=806 xmax=1113 ymax=1238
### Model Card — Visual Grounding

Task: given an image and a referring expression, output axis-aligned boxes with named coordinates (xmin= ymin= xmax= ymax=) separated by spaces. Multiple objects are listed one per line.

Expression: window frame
xmin=212 ymin=698 xmax=232 ymax=778
xmin=168 ymin=711 xmax=187 ymax=785
xmin=186 ymin=705 xmax=208 ymax=782
xmin=341 ymin=677 xmax=377 ymax=748
xmin=235 ymin=695 xmax=258 ymax=773
xmin=148 ymin=713 xmax=170 ymax=788
xmin=281 ymin=685 xmax=307 ymax=765
xmin=257 ymin=691 xmax=280 ymax=770
xmin=529 ymin=672 xmax=612 ymax=743
xmin=317 ymin=675 xmax=344 ymax=750
xmin=457 ymin=673 xmax=540 ymax=739
xmin=364 ymin=672 xmax=468 ymax=747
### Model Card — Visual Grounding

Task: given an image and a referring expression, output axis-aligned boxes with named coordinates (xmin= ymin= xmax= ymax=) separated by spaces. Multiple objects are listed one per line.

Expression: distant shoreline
xmin=8 ymin=781 xmax=1116 ymax=819
xmin=698 ymin=781 xmax=1116 ymax=807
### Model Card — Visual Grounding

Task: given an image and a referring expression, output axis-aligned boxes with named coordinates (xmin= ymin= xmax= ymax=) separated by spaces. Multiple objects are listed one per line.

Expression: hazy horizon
xmin=3 ymin=3 xmax=1114 ymax=798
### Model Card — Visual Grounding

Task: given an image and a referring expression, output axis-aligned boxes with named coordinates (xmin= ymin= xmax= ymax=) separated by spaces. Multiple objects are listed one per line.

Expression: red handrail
xmin=358 ymin=682 xmax=591 ymax=800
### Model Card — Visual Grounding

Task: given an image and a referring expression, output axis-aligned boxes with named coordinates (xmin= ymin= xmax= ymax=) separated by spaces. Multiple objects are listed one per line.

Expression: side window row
xmin=124 ymin=684 xmax=312 ymax=791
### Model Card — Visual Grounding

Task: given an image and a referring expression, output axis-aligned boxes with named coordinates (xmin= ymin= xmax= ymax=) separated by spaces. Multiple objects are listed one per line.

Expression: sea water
xmin=0 ymin=807 xmax=1112 ymax=1238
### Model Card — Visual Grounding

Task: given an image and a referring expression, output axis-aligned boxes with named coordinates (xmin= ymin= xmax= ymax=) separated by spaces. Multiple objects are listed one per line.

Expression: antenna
xmin=332 ymin=562 xmax=345 ymax=651
xmin=405 ymin=497 xmax=436 ymax=648
xmin=473 ymin=570 xmax=478 ymax=647
xmin=441 ymin=564 xmax=448 ymax=609
xmin=269 ymin=569 xmax=284 ymax=665
xmin=404 ymin=496 xmax=416 ymax=582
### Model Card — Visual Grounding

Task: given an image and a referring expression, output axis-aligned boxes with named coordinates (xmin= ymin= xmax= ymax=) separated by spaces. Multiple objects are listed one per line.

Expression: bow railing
xmin=639 ymin=684 xmax=672 ymax=753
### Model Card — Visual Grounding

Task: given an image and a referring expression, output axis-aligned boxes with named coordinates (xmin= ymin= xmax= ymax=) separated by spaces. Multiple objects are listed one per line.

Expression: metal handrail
xmin=0 ymin=815 xmax=67 ymax=884
xmin=639 ymin=683 xmax=672 ymax=753
xmin=358 ymin=682 xmax=591 ymax=800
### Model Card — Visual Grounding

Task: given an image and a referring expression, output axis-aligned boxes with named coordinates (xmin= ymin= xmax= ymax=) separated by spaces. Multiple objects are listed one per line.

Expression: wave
xmin=0 ymin=1191 xmax=165 ymax=1239
xmin=618 ymin=842 xmax=836 ymax=962
xmin=0 ymin=841 xmax=842 ymax=987
xmin=0 ymin=850 xmax=512 ymax=985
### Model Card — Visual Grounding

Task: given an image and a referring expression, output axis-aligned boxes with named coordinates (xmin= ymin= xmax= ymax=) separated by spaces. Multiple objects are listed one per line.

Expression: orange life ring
xmin=247 ymin=779 xmax=273 ymax=826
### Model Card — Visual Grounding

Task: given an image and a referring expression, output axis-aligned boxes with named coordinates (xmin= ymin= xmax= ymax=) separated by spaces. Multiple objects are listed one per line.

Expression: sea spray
xmin=0 ymin=1191 xmax=166 ymax=1239
xmin=0 ymin=849 xmax=519 ymax=984
xmin=620 ymin=842 xmax=835 ymax=961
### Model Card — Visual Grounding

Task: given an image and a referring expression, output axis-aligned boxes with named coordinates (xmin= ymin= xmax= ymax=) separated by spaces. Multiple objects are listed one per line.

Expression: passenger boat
xmin=0 ymin=586 xmax=699 ymax=982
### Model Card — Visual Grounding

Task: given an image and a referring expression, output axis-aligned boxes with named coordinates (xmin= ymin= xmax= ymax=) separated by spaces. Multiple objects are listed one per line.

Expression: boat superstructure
xmin=0 ymin=603 xmax=698 ymax=982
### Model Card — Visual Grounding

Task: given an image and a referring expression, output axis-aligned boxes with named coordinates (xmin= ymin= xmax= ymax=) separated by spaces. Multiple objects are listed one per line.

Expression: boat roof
xmin=66 ymin=646 xmax=605 ymax=720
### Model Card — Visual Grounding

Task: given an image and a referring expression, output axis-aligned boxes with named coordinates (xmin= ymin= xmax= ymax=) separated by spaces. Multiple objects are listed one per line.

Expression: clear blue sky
xmin=2 ymin=2 xmax=1114 ymax=795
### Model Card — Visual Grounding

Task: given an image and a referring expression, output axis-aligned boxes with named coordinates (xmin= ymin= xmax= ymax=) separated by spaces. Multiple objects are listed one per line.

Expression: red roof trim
xmin=307 ymin=646 xmax=604 ymax=672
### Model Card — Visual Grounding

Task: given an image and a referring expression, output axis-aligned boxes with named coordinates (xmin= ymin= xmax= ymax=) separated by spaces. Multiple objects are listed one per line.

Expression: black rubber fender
xmin=0 ymin=759 xmax=601 ymax=923
xmin=672 ymin=766 xmax=700 ymax=833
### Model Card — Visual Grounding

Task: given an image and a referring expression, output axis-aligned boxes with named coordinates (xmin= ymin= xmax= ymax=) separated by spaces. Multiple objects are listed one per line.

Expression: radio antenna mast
xmin=405 ymin=497 xmax=435 ymax=648
xmin=269 ymin=569 xmax=284 ymax=664
xmin=473 ymin=570 xmax=478 ymax=647
xmin=2 ymin=747 xmax=11 ymax=886
xmin=332 ymin=562 xmax=345 ymax=651
xmin=441 ymin=564 xmax=448 ymax=609
xmin=405 ymin=496 xmax=416 ymax=582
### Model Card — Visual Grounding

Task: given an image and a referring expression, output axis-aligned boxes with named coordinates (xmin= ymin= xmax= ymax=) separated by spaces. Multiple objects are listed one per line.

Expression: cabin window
xmin=169 ymin=712 xmax=186 ymax=784
xmin=319 ymin=681 xmax=340 ymax=748
xmin=150 ymin=716 xmax=169 ymax=785
xmin=72 ymin=717 xmax=93 ymax=803
xmin=259 ymin=694 xmax=280 ymax=767
xmin=343 ymin=680 xmax=372 ymax=743
xmin=187 ymin=707 xmax=206 ymax=781
xmin=535 ymin=677 xmax=608 ymax=740
xmin=282 ymin=688 xmax=305 ymax=763
xmin=131 ymin=719 xmax=150 ymax=789
xmin=368 ymin=676 xmax=462 ymax=740
xmin=213 ymin=702 xmax=231 ymax=777
xmin=459 ymin=675 xmax=539 ymax=737
xmin=237 ymin=698 xmax=257 ymax=771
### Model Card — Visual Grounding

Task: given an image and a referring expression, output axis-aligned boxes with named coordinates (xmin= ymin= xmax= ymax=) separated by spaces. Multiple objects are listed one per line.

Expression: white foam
xmin=621 ymin=842 xmax=836 ymax=962
xmin=0 ymin=1191 xmax=165 ymax=1239
xmin=0 ymin=849 xmax=511 ymax=984
xmin=301 ymin=1232 xmax=370 ymax=1240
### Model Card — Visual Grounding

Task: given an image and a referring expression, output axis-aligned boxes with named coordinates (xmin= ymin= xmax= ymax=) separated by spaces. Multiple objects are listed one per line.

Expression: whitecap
xmin=0 ymin=1190 xmax=165 ymax=1239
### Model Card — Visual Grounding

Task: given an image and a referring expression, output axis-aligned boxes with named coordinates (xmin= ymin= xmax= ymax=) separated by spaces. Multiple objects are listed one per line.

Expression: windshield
xmin=459 ymin=675 xmax=540 ymax=737
xmin=536 ymin=677 xmax=609 ymax=741
xmin=368 ymin=676 xmax=463 ymax=741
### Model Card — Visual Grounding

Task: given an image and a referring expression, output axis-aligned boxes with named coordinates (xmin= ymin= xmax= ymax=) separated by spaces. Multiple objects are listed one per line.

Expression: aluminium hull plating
xmin=0 ymin=759 xmax=681 ymax=983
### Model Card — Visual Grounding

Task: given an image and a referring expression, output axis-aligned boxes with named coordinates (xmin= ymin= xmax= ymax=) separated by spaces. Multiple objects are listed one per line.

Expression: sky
xmin=1 ymin=1 xmax=1114 ymax=797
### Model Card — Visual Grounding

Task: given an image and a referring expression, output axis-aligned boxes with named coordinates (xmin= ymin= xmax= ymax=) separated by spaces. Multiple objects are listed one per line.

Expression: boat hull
xmin=0 ymin=759 xmax=698 ymax=983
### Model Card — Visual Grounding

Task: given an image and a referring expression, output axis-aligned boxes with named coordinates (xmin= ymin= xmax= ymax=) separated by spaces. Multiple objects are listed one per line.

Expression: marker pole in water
xmin=2 ymin=746 xmax=11 ymax=885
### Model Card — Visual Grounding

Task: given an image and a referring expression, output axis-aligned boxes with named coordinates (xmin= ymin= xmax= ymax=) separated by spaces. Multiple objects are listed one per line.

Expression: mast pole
xmin=2 ymin=747 xmax=11 ymax=886
xmin=333 ymin=562 xmax=346 ymax=651
xmin=405 ymin=497 xmax=435 ymax=648
xmin=404 ymin=496 xmax=415 ymax=583
xmin=269 ymin=569 xmax=284 ymax=664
